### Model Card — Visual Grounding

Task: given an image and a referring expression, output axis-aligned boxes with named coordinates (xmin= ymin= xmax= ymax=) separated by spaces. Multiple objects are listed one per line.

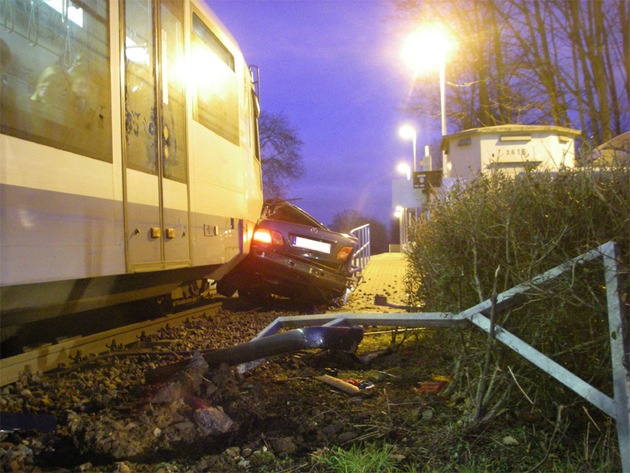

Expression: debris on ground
xmin=410 ymin=374 xmax=453 ymax=394
xmin=0 ymin=298 xmax=618 ymax=472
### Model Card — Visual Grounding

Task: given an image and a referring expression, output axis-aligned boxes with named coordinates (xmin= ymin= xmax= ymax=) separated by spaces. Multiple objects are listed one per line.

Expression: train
xmin=0 ymin=0 xmax=263 ymax=338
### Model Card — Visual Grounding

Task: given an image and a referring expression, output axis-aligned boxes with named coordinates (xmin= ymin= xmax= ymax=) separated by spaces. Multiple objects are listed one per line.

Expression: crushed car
xmin=216 ymin=200 xmax=359 ymax=306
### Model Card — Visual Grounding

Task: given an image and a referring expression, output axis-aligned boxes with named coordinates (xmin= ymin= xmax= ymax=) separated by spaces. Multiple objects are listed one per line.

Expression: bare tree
xmin=259 ymin=112 xmax=304 ymax=200
xmin=394 ymin=0 xmax=629 ymax=150
xmin=329 ymin=209 xmax=389 ymax=254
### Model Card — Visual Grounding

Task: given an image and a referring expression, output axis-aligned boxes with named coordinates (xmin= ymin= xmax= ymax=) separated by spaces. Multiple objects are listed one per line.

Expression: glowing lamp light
xmin=394 ymin=206 xmax=404 ymax=219
xmin=397 ymin=162 xmax=411 ymax=180
xmin=399 ymin=124 xmax=416 ymax=141
xmin=400 ymin=23 xmax=457 ymax=75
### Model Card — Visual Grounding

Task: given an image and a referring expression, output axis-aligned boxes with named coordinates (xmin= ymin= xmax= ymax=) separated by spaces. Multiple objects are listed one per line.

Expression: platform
xmin=342 ymin=252 xmax=408 ymax=313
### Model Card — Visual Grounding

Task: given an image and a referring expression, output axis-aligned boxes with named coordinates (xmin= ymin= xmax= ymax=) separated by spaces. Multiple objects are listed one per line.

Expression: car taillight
xmin=253 ymin=228 xmax=284 ymax=246
xmin=336 ymin=246 xmax=354 ymax=261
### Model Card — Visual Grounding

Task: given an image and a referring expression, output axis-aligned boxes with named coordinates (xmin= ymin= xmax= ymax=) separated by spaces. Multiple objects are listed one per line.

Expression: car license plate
xmin=293 ymin=236 xmax=331 ymax=254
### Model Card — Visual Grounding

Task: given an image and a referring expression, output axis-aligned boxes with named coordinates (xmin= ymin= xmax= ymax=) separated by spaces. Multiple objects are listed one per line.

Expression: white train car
xmin=0 ymin=0 xmax=263 ymax=328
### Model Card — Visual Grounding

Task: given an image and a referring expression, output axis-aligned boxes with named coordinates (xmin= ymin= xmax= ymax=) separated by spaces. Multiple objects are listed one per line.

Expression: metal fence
xmin=349 ymin=223 xmax=370 ymax=280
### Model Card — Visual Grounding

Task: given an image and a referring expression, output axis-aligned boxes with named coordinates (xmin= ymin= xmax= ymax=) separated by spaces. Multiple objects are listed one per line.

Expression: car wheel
xmin=216 ymin=279 xmax=237 ymax=298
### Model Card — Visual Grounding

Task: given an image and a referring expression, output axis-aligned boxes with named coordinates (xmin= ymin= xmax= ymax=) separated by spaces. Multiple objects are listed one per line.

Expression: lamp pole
xmin=411 ymin=131 xmax=417 ymax=173
xmin=439 ymin=58 xmax=447 ymax=137
xmin=400 ymin=24 xmax=456 ymax=175
xmin=440 ymin=57 xmax=449 ymax=177
xmin=399 ymin=125 xmax=417 ymax=173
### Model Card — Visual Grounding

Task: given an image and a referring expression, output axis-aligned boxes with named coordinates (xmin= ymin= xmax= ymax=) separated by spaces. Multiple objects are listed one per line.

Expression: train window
xmin=0 ymin=0 xmax=112 ymax=162
xmin=124 ymin=0 xmax=187 ymax=183
xmin=160 ymin=1 xmax=187 ymax=183
xmin=124 ymin=0 xmax=157 ymax=175
xmin=191 ymin=13 xmax=239 ymax=145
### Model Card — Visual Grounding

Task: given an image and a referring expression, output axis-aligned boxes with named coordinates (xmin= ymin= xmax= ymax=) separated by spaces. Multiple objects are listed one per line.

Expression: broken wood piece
xmin=315 ymin=374 xmax=362 ymax=396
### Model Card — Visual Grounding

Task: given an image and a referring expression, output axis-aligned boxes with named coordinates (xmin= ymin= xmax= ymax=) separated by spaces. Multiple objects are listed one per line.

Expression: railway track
xmin=0 ymin=301 xmax=222 ymax=388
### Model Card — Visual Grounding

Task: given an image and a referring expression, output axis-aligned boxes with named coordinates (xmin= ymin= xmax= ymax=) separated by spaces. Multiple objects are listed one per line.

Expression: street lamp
xmin=401 ymin=24 xmax=456 ymax=138
xmin=398 ymin=125 xmax=417 ymax=173
xmin=396 ymin=162 xmax=411 ymax=180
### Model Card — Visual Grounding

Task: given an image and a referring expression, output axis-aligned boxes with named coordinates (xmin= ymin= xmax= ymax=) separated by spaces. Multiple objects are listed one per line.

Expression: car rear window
xmin=266 ymin=203 xmax=327 ymax=229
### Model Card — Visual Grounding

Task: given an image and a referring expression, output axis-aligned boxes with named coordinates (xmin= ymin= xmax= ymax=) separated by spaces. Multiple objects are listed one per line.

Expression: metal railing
xmin=349 ymin=223 xmax=370 ymax=279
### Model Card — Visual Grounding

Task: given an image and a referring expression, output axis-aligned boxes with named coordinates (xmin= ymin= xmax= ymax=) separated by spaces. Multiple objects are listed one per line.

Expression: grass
xmin=314 ymin=443 xmax=403 ymax=472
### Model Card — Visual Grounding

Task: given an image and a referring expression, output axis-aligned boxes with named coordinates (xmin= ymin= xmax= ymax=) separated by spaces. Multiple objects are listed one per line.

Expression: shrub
xmin=406 ymin=168 xmax=629 ymax=312
xmin=404 ymin=167 xmax=629 ymax=464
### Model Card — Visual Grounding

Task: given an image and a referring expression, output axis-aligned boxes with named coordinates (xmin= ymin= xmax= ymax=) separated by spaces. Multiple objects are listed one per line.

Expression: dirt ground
xmin=0 ymin=294 xmax=621 ymax=472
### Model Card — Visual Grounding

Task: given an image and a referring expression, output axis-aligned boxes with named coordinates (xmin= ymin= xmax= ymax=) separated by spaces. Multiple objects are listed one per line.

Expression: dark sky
xmin=208 ymin=0 xmax=439 ymax=227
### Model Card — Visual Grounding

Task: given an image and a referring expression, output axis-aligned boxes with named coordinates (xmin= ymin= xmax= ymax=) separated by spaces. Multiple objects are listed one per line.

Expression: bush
xmin=404 ymin=167 xmax=629 ymax=467
xmin=407 ymin=168 xmax=629 ymax=312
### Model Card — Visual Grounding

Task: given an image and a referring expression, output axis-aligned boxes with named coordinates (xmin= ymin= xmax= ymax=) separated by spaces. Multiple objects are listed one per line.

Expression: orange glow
xmin=253 ymin=228 xmax=284 ymax=246
xmin=253 ymin=228 xmax=272 ymax=244
xmin=336 ymin=246 xmax=354 ymax=261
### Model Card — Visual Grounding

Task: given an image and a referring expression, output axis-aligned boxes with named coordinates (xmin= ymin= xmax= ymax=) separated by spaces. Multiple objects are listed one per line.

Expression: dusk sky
xmin=208 ymin=0 xmax=442 ymax=227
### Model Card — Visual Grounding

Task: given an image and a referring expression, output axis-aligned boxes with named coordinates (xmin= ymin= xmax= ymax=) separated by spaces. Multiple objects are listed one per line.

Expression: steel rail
xmin=0 ymin=302 xmax=222 ymax=387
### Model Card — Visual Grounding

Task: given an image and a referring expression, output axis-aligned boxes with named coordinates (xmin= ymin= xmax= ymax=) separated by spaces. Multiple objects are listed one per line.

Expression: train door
xmin=122 ymin=0 xmax=189 ymax=271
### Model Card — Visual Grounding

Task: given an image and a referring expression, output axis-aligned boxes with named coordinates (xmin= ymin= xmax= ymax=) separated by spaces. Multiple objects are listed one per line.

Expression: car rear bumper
xmin=234 ymin=246 xmax=353 ymax=299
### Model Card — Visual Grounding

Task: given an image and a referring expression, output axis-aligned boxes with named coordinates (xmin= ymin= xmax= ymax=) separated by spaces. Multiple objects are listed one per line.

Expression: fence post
xmin=350 ymin=223 xmax=371 ymax=276
xmin=602 ymin=241 xmax=630 ymax=473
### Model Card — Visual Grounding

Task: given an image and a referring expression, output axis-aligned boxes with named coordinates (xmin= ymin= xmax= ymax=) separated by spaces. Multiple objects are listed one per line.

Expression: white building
xmin=591 ymin=131 xmax=630 ymax=166
xmin=391 ymin=125 xmax=583 ymax=247
xmin=441 ymin=125 xmax=581 ymax=181
xmin=391 ymin=176 xmax=425 ymax=249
